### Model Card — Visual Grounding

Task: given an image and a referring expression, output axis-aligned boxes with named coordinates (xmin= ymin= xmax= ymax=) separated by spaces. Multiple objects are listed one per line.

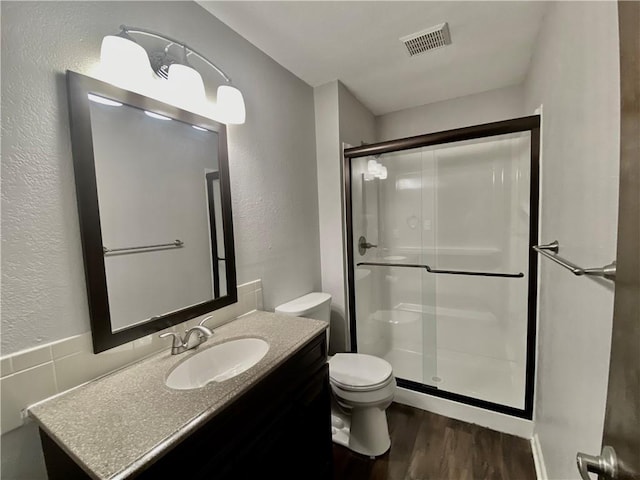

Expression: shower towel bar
xmin=533 ymin=241 xmax=616 ymax=281
xmin=356 ymin=262 xmax=524 ymax=278
xmin=103 ymin=239 xmax=184 ymax=256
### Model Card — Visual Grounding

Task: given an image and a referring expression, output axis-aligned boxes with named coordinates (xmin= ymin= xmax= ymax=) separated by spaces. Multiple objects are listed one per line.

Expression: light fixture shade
xmin=100 ymin=35 xmax=154 ymax=92
xmin=217 ymin=85 xmax=246 ymax=124
xmin=99 ymin=27 xmax=246 ymax=125
xmin=167 ymin=63 xmax=206 ymax=111
xmin=366 ymin=159 xmax=386 ymax=179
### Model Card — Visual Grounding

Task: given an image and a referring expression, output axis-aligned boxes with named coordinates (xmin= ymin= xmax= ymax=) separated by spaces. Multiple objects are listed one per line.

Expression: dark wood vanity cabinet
xmin=40 ymin=332 xmax=333 ymax=480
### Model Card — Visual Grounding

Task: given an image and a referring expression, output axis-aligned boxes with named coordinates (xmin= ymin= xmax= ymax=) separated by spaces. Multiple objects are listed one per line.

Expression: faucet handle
xmin=159 ymin=332 xmax=183 ymax=348
xmin=198 ymin=315 xmax=215 ymax=330
xmin=183 ymin=325 xmax=213 ymax=350
xmin=186 ymin=325 xmax=214 ymax=338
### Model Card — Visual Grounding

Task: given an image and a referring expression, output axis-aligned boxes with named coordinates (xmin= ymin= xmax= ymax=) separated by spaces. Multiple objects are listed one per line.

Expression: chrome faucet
xmin=160 ymin=324 xmax=213 ymax=355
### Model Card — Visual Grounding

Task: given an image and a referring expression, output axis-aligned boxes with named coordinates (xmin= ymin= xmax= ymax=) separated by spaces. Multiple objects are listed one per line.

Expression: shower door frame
xmin=343 ymin=115 xmax=541 ymax=419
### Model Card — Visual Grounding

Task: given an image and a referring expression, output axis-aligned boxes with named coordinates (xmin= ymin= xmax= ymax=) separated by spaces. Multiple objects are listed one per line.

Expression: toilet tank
xmin=275 ymin=292 xmax=332 ymax=322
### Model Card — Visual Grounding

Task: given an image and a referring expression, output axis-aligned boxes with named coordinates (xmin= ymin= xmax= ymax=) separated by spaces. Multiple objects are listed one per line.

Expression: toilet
xmin=275 ymin=292 xmax=396 ymax=457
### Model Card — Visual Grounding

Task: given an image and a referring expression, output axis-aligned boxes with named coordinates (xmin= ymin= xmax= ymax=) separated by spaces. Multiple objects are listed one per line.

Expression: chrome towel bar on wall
xmin=533 ymin=240 xmax=616 ymax=281
xmin=103 ymin=239 xmax=184 ymax=256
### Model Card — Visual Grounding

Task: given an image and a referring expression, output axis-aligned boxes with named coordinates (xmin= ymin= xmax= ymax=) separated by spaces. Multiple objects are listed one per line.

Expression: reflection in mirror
xmin=205 ymin=171 xmax=227 ymax=298
xmin=67 ymin=71 xmax=236 ymax=352
xmin=89 ymin=97 xmax=223 ymax=331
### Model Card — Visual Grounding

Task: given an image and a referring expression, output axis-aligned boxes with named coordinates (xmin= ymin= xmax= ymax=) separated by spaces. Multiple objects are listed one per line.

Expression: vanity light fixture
xmin=365 ymin=159 xmax=387 ymax=180
xmin=100 ymin=25 xmax=246 ymax=124
xmin=144 ymin=111 xmax=172 ymax=121
xmin=87 ymin=93 xmax=123 ymax=107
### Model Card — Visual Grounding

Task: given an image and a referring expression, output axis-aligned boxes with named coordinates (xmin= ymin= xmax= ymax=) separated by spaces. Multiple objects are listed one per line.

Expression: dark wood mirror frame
xmin=66 ymin=71 xmax=237 ymax=353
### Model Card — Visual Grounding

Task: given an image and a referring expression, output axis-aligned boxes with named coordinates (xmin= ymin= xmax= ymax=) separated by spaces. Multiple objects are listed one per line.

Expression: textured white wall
xmin=1 ymin=1 xmax=321 ymax=355
xmin=338 ymin=83 xmax=377 ymax=148
xmin=524 ymin=3 xmax=620 ymax=479
xmin=313 ymin=81 xmax=341 ymax=352
xmin=314 ymin=81 xmax=376 ymax=353
xmin=377 ymin=84 xmax=525 ymax=141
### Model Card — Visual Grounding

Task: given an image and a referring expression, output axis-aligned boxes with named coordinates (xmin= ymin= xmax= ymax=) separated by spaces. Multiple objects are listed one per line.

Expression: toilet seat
xmin=329 ymin=353 xmax=393 ymax=392
xmin=330 ymin=375 xmax=394 ymax=392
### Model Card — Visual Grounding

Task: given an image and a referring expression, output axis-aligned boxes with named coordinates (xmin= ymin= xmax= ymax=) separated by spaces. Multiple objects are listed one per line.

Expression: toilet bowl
xmin=275 ymin=292 xmax=396 ymax=458
xmin=329 ymin=353 xmax=396 ymax=457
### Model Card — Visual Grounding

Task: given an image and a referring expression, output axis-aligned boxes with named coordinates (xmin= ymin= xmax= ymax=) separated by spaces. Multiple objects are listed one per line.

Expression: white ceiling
xmin=198 ymin=1 xmax=548 ymax=116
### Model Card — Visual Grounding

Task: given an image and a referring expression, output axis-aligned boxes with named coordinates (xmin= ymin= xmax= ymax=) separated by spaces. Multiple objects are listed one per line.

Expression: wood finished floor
xmin=333 ymin=403 xmax=536 ymax=480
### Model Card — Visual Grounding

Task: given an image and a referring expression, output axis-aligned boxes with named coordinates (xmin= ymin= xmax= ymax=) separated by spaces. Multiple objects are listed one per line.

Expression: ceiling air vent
xmin=400 ymin=23 xmax=451 ymax=57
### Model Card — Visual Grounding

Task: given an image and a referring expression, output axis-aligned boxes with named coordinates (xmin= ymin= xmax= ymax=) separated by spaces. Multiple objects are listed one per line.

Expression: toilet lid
xmin=329 ymin=353 xmax=393 ymax=388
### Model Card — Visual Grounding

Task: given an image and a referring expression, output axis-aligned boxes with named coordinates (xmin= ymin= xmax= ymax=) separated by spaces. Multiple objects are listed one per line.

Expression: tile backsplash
xmin=0 ymin=280 xmax=263 ymax=435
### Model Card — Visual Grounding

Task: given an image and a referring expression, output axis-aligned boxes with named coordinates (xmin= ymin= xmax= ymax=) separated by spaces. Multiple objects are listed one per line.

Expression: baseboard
xmin=394 ymin=386 xmax=534 ymax=438
xmin=530 ymin=433 xmax=548 ymax=480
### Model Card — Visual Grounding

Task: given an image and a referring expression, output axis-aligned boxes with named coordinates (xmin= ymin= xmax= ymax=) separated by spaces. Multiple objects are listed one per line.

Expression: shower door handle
xmin=576 ymin=446 xmax=618 ymax=480
xmin=358 ymin=236 xmax=377 ymax=255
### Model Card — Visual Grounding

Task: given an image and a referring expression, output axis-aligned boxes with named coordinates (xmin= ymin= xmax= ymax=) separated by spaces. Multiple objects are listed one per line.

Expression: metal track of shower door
xmin=356 ymin=262 xmax=524 ymax=278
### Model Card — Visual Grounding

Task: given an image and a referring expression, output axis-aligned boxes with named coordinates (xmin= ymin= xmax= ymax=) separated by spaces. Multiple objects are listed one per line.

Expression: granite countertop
xmin=28 ymin=311 xmax=327 ymax=480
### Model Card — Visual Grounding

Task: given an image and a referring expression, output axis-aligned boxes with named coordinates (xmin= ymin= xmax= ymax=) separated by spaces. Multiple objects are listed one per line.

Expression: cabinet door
xmin=287 ymin=365 xmax=333 ymax=479
xmin=232 ymin=365 xmax=333 ymax=480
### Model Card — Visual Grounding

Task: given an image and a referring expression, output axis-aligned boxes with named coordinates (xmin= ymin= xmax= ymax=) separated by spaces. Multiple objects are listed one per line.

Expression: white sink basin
xmin=165 ymin=338 xmax=269 ymax=390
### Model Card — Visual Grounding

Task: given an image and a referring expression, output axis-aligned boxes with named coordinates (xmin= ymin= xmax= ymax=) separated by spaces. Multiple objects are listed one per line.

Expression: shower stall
xmin=344 ymin=116 xmax=540 ymax=418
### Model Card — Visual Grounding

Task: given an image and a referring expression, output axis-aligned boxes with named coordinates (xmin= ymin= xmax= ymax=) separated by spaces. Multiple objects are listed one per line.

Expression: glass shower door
xmin=351 ymin=148 xmax=438 ymax=388
xmin=346 ymin=119 xmax=538 ymax=416
xmin=426 ymin=131 xmax=531 ymax=409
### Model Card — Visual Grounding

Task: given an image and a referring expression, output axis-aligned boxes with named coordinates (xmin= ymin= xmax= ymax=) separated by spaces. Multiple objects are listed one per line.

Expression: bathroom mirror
xmin=66 ymin=71 xmax=236 ymax=353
